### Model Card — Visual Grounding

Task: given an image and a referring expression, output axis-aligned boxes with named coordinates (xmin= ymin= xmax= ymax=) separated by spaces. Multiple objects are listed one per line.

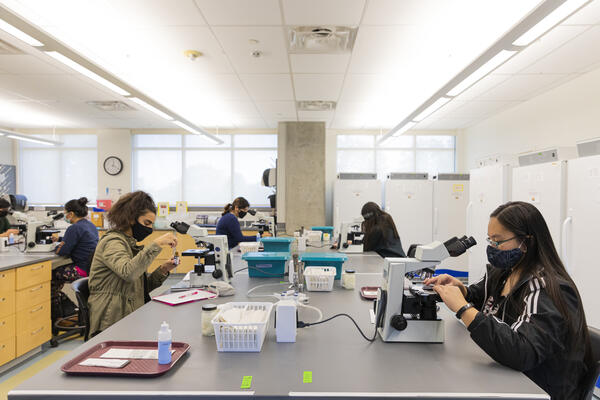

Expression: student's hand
xmin=433 ymin=285 xmax=468 ymax=313
xmin=54 ymin=242 xmax=65 ymax=254
xmin=153 ymin=233 xmax=177 ymax=248
xmin=51 ymin=235 xmax=59 ymax=243
xmin=424 ymin=273 xmax=461 ymax=287
xmin=159 ymin=258 xmax=178 ymax=275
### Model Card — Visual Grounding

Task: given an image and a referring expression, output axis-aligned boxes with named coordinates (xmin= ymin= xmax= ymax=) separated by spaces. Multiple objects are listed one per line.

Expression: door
xmin=512 ymin=161 xmax=566 ymax=254
xmin=566 ymin=155 xmax=600 ymax=327
xmin=385 ymin=179 xmax=433 ymax=249
xmin=468 ymin=165 xmax=511 ymax=284
xmin=433 ymin=179 xmax=469 ymax=273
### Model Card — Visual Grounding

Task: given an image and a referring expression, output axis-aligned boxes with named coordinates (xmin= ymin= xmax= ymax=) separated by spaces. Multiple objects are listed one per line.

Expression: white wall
xmin=0 ymin=136 xmax=13 ymax=165
xmin=462 ymin=67 xmax=600 ymax=169
xmin=97 ymin=129 xmax=132 ymax=200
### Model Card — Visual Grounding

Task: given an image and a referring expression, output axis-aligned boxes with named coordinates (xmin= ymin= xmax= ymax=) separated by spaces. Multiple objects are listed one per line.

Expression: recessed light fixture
xmin=391 ymin=122 xmax=417 ymax=137
xmin=45 ymin=51 xmax=130 ymax=96
xmin=0 ymin=19 xmax=43 ymax=47
xmin=413 ymin=98 xmax=452 ymax=122
xmin=0 ymin=129 xmax=61 ymax=146
xmin=447 ymin=50 xmax=517 ymax=97
xmin=173 ymin=121 xmax=223 ymax=145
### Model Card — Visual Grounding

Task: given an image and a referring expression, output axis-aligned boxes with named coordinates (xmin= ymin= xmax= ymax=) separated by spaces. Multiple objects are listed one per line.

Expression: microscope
xmin=337 ymin=222 xmax=364 ymax=253
xmin=375 ymin=235 xmax=476 ymax=343
xmin=247 ymin=209 xmax=276 ymax=236
xmin=170 ymin=221 xmax=232 ymax=286
xmin=12 ymin=211 xmax=64 ymax=253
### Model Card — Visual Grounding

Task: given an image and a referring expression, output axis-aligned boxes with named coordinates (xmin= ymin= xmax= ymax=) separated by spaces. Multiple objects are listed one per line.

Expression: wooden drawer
xmin=16 ymin=281 xmax=50 ymax=312
xmin=16 ymin=261 xmax=51 ymax=290
xmin=0 ymin=269 xmax=15 ymax=293
xmin=0 ymin=314 xmax=15 ymax=341
xmin=16 ymin=301 xmax=50 ymax=334
xmin=16 ymin=320 xmax=51 ymax=357
xmin=0 ymin=336 xmax=16 ymax=366
xmin=0 ymin=289 xmax=15 ymax=319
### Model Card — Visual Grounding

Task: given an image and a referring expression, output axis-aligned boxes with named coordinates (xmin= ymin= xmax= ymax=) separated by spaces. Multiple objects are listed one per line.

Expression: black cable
xmin=306 ymin=243 xmax=330 ymax=248
xmin=298 ymin=313 xmax=378 ymax=342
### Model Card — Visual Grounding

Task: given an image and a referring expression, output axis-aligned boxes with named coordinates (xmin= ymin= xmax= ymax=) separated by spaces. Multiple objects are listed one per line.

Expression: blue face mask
xmin=486 ymin=245 xmax=524 ymax=270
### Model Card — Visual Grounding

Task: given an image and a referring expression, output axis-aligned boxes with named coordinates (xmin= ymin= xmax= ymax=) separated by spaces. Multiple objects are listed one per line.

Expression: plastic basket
xmin=211 ymin=302 xmax=273 ymax=352
xmin=239 ymin=242 xmax=260 ymax=255
xmin=304 ymin=267 xmax=336 ymax=291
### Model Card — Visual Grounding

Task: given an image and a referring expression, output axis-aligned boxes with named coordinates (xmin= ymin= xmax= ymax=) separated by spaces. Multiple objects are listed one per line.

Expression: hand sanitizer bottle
xmin=158 ymin=321 xmax=172 ymax=364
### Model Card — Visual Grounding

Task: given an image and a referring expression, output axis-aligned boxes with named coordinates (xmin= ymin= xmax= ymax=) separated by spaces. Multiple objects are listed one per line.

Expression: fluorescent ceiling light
xmin=413 ymin=97 xmax=452 ymax=122
xmin=392 ymin=121 xmax=418 ymax=137
xmin=447 ymin=50 xmax=516 ymax=97
xmin=173 ymin=121 xmax=223 ymax=145
xmin=129 ymin=97 xmax=173 ymax=121
xmin=4 ymin=134 xmax=59 ymax=146
xmin=45 ymin=51 xmax=130 ymax=96
xmin=513 ymin=0 xmax=589 ymax=46
xmin=0 ymin=19 xmax=43 ymax=47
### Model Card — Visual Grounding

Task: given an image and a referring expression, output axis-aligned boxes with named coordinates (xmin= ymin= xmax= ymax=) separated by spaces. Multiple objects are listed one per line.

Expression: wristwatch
xmin=456 ymin=302 xmax=474 ymax=319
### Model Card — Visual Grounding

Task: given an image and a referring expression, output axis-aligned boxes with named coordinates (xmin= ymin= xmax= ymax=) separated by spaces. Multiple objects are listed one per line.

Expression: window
xmin=336 ymin=134 xmax=455 ymax=178
xmin=19 ymin=134 xmax=97 ymax=205
xmin=132 ymin=133 xmax=277 ymax=206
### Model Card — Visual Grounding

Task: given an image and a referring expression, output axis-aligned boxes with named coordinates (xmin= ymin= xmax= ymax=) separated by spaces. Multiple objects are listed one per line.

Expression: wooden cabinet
xmin=16 ymin=320 xmax=50 ymax=357
xmin=0 ymin=336 xmax=15 ymax=366
xmin=16 ymin=261 xmax=51 ymax=290
xmin=0 ymin=314 xmax=15 ymax=341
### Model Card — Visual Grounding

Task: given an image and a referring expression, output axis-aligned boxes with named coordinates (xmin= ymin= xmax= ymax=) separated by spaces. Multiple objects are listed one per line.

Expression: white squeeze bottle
xmin=157 ymin=321 xmax=172 ymax=365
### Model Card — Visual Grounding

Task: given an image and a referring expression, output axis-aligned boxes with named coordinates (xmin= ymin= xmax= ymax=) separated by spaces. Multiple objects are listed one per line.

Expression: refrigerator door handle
xmin=466 ymin=201 xmax=474 ymax=253
xmin=561 ymin=216 xmax=572 ymax=272
xmin=433 ymin=207 xmax=439 ymax=235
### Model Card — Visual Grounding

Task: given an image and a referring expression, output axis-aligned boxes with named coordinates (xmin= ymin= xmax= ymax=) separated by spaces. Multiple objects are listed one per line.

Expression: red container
xmin=61 ymin=341 xmax=190 ymax=377
xmin=96 ymin=199 xmax=112 ymax=210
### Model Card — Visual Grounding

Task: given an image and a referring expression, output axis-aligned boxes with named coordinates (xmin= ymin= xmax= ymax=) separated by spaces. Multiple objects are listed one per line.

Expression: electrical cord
xmin=233 ymin=266 xmax=289 ymax=277
xmin=298 ymin=313 xmax=378 ymax=342
xmin=246 ymin=282 xmax=290 ymax=299
xmin=306 ymin=243 xmax=330 ymax=248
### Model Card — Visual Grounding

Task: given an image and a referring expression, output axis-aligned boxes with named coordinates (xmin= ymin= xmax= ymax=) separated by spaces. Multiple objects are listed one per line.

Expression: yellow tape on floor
xmin=0 ymin=350 xmax=69 ymax=400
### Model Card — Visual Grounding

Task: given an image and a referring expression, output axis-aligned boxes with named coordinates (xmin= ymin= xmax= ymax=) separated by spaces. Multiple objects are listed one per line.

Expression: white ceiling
xmin=0 ymin=0 xmax=599 ymax=131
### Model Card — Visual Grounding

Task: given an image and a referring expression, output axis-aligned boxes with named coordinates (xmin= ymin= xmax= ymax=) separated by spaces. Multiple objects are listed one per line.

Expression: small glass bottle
xmin=201 ymin=304 xmax=218 ymax=336
xmin=342 ymin=269 xmax=356 ymax=290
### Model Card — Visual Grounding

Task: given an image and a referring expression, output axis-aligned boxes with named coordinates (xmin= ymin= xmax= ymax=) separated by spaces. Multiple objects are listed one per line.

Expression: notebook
xmin=152 ymin=289 xmax=216 ymax=306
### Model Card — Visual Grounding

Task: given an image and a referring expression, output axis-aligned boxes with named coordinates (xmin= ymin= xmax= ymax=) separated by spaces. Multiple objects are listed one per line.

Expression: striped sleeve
xmin=467 ymin=277 xmax=565 ymax=372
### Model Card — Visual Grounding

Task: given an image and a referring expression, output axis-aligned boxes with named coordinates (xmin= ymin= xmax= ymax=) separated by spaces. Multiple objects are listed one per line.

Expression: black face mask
xmin=132 ymin=221 xmax=153 ymax=242
xmin=238 ymin=210 xmax=247 ymax=219
xmin=0 ymin=210 xmax=8 ymax=218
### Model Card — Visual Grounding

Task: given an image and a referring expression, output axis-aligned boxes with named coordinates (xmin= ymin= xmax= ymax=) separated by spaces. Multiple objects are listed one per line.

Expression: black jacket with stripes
xmin=466 ymin=264 xmax=588 ymax=400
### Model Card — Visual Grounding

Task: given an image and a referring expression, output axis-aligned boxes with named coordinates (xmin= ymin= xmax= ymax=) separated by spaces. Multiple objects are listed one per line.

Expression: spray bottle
xmin=157 ymin=321 xmax=172 ymax=364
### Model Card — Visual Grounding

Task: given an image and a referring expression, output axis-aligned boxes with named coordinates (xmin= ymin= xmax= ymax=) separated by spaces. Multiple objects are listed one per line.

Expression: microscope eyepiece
xmin=170 ymin=221 xmax=190 ymax=234
xmin=443 ymin=235 xmax=477 ymax=257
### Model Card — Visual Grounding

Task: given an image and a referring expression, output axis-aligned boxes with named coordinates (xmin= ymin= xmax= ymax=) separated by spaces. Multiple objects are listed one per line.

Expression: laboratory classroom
xmin=0 ymin=0 xmax=599 ymax=399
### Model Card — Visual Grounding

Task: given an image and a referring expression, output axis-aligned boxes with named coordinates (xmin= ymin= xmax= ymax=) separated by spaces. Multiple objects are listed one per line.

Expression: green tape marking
xmin=241 ymin=375 xmax=252 ymax=389
xmin=303 ymin=371 xmax=312 ymax=383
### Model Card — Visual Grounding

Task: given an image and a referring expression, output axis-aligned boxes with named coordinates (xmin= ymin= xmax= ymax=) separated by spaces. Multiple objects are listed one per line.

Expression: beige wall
xmin=462 ymin=67 xmax=600 ymax=170
xmin=97 ymin=129 xmax=132 ymax=199
xmin=0 ymin=136 xmax=13 ymax=165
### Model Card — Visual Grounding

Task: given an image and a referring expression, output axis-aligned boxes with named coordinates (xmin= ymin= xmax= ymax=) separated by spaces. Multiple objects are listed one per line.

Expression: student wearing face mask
xmin=51 ymin=197 xmax=99 ymax=323
xmin=88 ymin=191 xmax=178 ymax=336
xmin=216 ymin=197 xmax=258 ymax=249
xmin=0 ymin=198 xmax=19 ymax=237
xmin=425 ymin=201 xmax=592 ymax=400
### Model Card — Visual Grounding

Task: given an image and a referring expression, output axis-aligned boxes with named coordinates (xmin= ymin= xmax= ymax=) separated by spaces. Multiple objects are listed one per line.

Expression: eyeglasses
xmin=486 ymin=236 xmax=518 ymax=248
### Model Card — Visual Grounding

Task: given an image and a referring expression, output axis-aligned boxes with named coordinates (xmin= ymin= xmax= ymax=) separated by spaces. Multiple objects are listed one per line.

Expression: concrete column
xmin=277 ymin=122 xmax=326 ymax=233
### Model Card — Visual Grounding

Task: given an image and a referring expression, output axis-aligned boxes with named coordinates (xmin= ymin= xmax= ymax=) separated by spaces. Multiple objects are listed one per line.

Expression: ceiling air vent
xmin=86 ymin=101 xmax=135 ymax=112
xmin=297 ymin=101 xmax=336 ymax=111
xmin=0 ymin=39 xmax=23 ymax=55
xmin=287 ymin=26 xmax=357 ymax=54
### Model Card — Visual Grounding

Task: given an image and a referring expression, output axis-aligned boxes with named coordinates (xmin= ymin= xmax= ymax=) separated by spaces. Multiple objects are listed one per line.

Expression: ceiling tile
xmin=213 ymin=27 xmax=289 ymax=73
xmin=454 ymin=74 xmax=511 ymax=101
xmin=494 ymin=25 xmax=589 ymax=74
xmin=478 ymin=74 xmax=571 ymax=101
xmin=255 ymin=101 xmax=297 ymax=119
xmin=240 ymin=74 xmax=294 ymax=100
xmin=562 ymin=0 xmax=600 ymax=25
xmin=195 ymin=0 xmax=281 ymax=25
xmin=449 ymin=100 xmax=520 ymax=119
xmin=290 ymin=54 xmax=350 ymax=74
xmin=415 ymin=117 xmax=474 ymax=130
xmin=522 ymin=26 xmax=600 ymax=74
xmin=232 ymin=118 xmax=268 ymax=129
xmin=107 ymin=0 xmax=207 ymax=27
xmin=282 ymin=0 xmax=366 ymax=25
xmin=221 ymin=100 xmax=261 ymax=118
xmin=293 ymin=74 xmax=344 ymax=101
xmin=0 ymin=55 xmax=65 ymax=74
xmin=298 ymin=110 xmax=334 ymax=122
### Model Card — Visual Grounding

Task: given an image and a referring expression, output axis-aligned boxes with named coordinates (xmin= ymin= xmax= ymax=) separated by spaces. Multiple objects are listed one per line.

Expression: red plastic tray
xmin=360 ymin=286 xmax=380 ymax=300
xmin=61 ymin=341 xmax=190 ymax=377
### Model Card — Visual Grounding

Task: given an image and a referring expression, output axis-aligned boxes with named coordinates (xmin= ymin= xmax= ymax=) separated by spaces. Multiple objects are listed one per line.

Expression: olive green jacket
xmin=88 ymin=230 xmax=167 ymax=334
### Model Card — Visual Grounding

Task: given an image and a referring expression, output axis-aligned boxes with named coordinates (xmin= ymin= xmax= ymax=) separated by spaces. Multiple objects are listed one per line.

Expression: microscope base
xmin=378 ymin=319 xmax=444 ymax=343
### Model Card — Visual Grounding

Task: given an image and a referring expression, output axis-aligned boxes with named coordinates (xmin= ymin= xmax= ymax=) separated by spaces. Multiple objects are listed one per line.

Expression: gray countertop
xmin=0 ymin=246 xmax=68 ymax=271
xmin=9 ymin=252 xmax=548 ymax=399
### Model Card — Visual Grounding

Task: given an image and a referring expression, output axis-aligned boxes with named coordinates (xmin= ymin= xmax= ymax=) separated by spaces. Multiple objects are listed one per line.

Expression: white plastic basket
xmin=211 ymin=302 xmax=273 ymax=352
xmin=304 ymin=267 xmax=336 ymax=291
xmin=239 ymin=242 xmax=260 ymax=254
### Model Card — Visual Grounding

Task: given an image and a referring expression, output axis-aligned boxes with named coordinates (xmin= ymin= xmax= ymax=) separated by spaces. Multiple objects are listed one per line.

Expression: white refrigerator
xmin=467 ymin=164 xmax=512 ymax=284
xmin=333 ymin=173 xmax=381 ymax=234
xmin=384 ymin=173 xmax=433 ymax=250
xmin=564 ymin=152 xmax=600 ymax=328
xmin=433 ymin=174 xmax=470 ymax=275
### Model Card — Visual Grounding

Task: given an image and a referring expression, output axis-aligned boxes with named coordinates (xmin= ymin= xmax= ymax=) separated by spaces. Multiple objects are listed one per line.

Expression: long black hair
xmin=222 ymin=197 xmax=250 ymax=216
xmin=491 ymin=201 xmax=593 ymax=370
xmin=65 ymin=197 xmax=89 ymax=218
xmin=361 ymin=202 xmax=400 ymax=245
